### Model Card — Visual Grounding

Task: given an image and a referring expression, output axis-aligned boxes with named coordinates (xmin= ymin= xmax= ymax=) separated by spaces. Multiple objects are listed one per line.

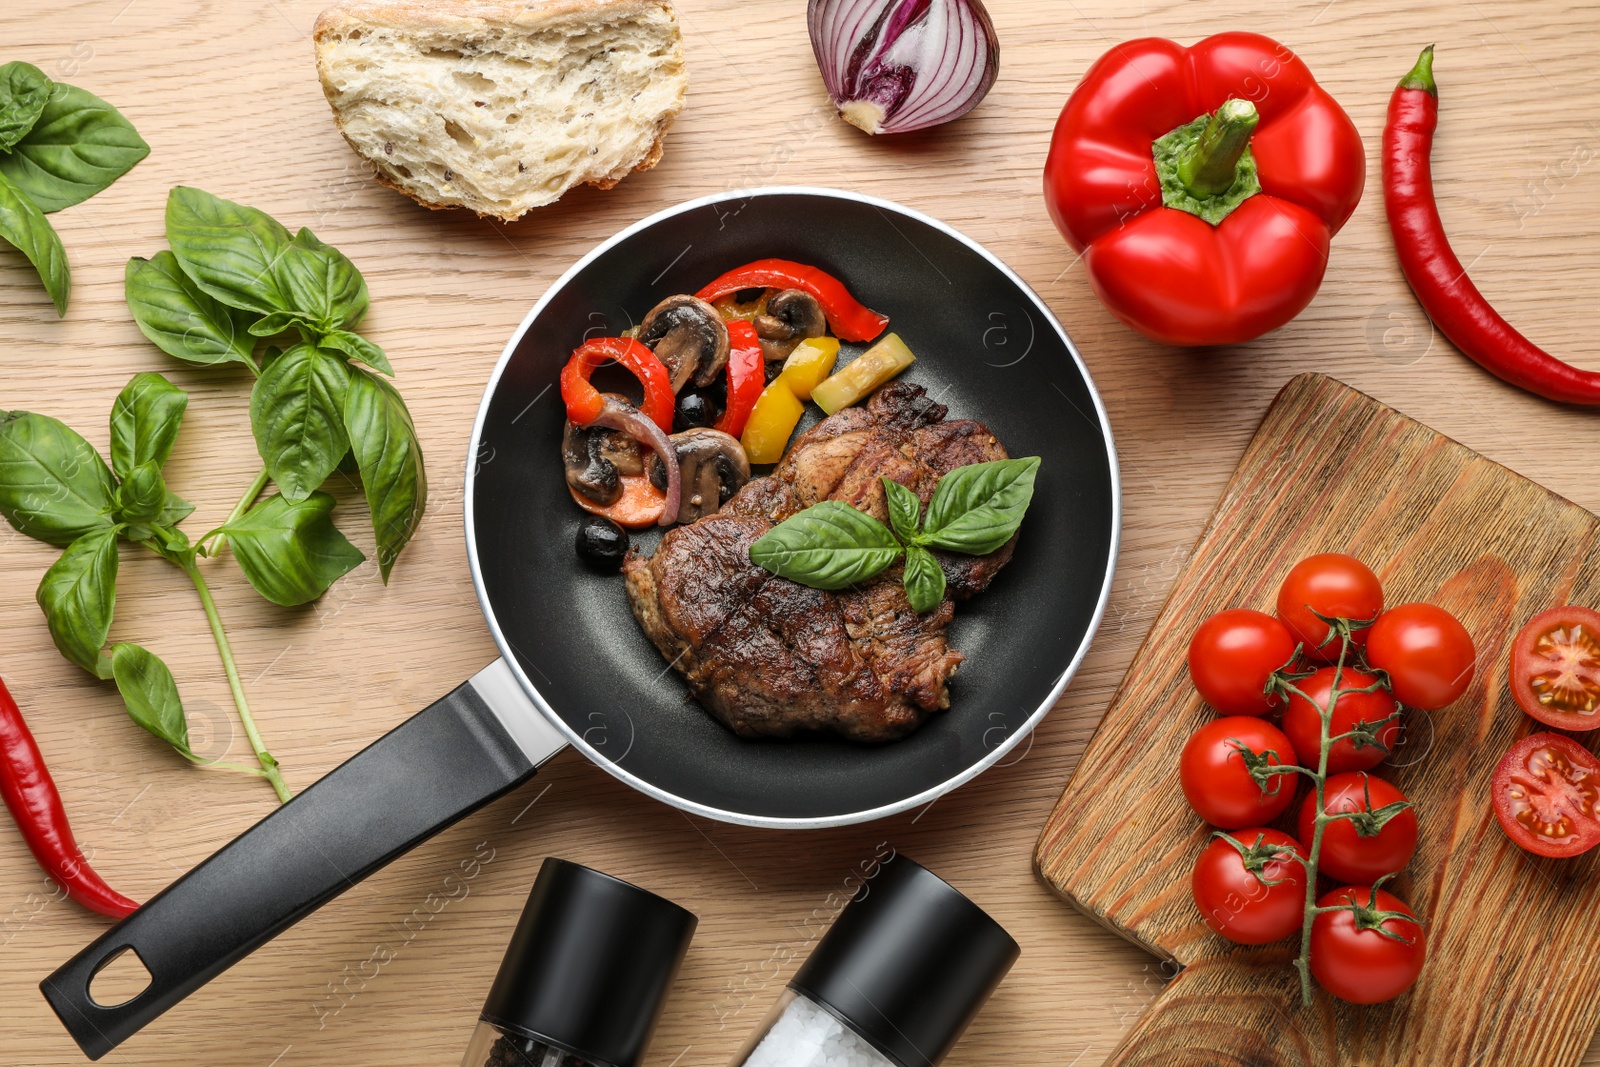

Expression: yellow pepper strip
xmin=775 ymin=336 xmax=840 ymax=400
xmin=740 ymin=379 xmax=806 ymax=464
xmin=811 ymin=333 xmax=916 ymax=415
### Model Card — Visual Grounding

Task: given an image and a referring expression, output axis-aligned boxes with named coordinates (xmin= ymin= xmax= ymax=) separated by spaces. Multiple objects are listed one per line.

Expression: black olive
xmin=674 ymin=392 xmax=718 ymax=432
xmin=574 ymin=517 xmax=628 ymax=571
xmin=733 ymin=286 xmax=767 ymax=304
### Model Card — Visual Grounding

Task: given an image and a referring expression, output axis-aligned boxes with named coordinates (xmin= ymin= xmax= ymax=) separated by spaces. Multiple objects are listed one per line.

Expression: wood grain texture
xmin=3 ymin=1 xmax=1600 ymax=1065
xmin=1036 ymin=373 xmax=1600 ymax=1067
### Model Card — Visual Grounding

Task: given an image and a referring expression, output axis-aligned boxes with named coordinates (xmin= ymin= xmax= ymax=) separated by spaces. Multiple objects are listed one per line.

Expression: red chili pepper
xmin=0 ymin=677 xmax=138 ymax=919
xmin=695 ymin=259 xmax=888 ymax=342
xmin=714 ymin=320 xmax=765 ymax=438
xmin=1043 ymin=33 xmax=1366 ymax=346
xmin=1384 ymin=47 xmax=1600 ymax=405
xmin=559 ymin=337 xmax=676 ymax=432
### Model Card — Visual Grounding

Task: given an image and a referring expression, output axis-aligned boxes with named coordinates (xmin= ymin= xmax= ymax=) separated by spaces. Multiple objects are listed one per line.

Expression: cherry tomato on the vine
xmin=1310 ymin=885 xmax=1426 ymax=1004
xmin=1365 ymin=602 xmax=1476 ymax=710
xmin=1188 ymin=609 xmax=1299 ymax=716
xmin=1298 ymin=772 xmax=1416 ymax=884
xmin=1179 ymin=717 xmax=1299 ymax=829
xmin=1281 ymin=667 xmax=1399 ymax=774
xmin=1191 ymin=828 xmax=1307 ymax=945
xmin=1491 ymin=732 xmax=1600 ymax=858
xmin=1508 ymin=606 xmax=1600 ymax=731
xmin=1276 ymin=554 xmax=1383 ymax=662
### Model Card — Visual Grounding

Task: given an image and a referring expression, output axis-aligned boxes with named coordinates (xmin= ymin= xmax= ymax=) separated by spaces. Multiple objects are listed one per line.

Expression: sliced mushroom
xmin=647 ymin=428 xmax=751 ymax=523
xmin=753 ymin=288 xmax=827 ymax=361
xmin=639 ymin=295 xmax=730 ymax=391
xmin=562 ymin=393 xmax=646 ymax=505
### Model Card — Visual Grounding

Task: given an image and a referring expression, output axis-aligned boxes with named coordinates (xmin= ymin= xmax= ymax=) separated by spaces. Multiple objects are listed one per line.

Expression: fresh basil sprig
xmin=749 ymin=457 xmax=1041 ymax=613
xmin=127 ymin=186 xmax=426 ymax=579
xmin=0 ymin=373 xmax=376 ymax=803
xmin=0 ymin=61 xmax=148 ymax=314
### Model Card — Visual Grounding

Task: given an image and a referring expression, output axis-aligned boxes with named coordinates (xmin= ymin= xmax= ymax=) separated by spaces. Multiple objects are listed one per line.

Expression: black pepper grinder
xmin=731 ymin=853 xmax=1020 ymax=1067
xmin=462 ymin=858 xmax=697 ymax=1067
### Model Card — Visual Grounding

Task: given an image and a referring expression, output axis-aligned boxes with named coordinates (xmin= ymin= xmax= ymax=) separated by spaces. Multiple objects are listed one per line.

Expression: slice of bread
xmin=313 ymin=0 xmax=687 ymax=221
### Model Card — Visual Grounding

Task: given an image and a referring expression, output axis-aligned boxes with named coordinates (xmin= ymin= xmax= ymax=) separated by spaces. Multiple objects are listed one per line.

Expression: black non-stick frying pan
xmin=41 ymin=187 xmax=1119 ymax=1059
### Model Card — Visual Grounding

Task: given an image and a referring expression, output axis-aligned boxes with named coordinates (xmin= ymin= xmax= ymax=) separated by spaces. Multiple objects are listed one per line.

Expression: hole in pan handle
xmin=39 ymin=659 xmax=569 ymax=1061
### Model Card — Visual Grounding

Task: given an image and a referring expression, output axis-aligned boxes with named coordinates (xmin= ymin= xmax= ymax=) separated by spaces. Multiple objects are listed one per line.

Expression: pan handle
xmin=40 ymin=659 xmax=569 ymax=1060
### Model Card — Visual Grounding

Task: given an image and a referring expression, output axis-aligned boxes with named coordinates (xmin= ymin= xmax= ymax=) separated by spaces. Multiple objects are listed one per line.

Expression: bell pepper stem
xmin=1177 ymin=99 xmax=1261 ymax=200
xmin=1398 ymin=45 xmax=1437 ymax=96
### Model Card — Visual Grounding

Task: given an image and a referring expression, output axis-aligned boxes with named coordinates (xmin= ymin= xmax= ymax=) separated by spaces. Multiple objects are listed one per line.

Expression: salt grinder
xmin=461 ymin=858 xmax=697 ymax=1067
xmin=731 ymin=853 xmax=1019 ymax=1067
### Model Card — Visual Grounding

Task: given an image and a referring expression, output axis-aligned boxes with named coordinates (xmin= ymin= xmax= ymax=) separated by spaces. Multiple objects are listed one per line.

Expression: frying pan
xmin=40 ymin=187 xmax=1119 ymax=1059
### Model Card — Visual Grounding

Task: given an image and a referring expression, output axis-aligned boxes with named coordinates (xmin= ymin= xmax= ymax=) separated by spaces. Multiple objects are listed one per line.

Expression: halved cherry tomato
xmin=560 ymin=337 xmax=676 ymax=432
xmin=1365 ymin=602 xmax=1476 ymax=710
xmin=1276 ymin=554 xmax=1383 ymax=662
xmin=1281 ymin=667 xmax=1399 ymax=774
xmin=1191 ymin=828 xmax=1307 ymax=945
xmin=1508 ymin=606 xmax=1600 ymax=731
xmin=1179 ymin=717 xmax=1300 ymax=829
xmin=1310 ymin=885 xmax=1426 ymax=1004
xmin=1491 ymin=731 xmax=1600 ymax=858
xmin=695 ymin=259 xmax=889 ymax=342
xmin=1298 ymin=772 xmax=1416 ymax=885
xmin=1187 ymin=609 xmax=1299 ymax=716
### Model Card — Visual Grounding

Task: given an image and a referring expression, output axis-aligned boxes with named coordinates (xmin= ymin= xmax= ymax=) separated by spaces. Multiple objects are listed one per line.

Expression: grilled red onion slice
xmin=808 ymin=0 xmax=999 ymax=135
xmin=591 ymin=396 xmax=681 ymax=526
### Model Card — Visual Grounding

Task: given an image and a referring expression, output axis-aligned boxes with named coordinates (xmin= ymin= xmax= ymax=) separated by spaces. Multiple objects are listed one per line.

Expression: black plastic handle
xmin=41 ymin=673 xmax=541 ymax=1060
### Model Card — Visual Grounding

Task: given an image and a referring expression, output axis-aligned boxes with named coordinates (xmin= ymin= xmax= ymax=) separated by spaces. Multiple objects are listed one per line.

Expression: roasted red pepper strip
xmin=559 ymin=337 xmax=675 ymax=432
xmin=0 ymin=677 xmax=138 ymax=919
xmin=715 ymin=320 xmax=765 ymax=438
xmin=695 ymin=259 xmax=888 ymax=342
xmin=1384 ymin=47 xmax=1600 ymax=405
xmin=1044 ymin=33 xmax=1365 ymax=346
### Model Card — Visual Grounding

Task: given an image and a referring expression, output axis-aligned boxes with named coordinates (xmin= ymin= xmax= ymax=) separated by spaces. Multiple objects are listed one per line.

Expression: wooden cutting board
xmin=1035 ymin=372 xmax=1600 ymax=1067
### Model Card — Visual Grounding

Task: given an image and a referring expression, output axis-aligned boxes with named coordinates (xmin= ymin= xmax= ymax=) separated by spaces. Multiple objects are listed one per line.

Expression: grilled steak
xmin=623 ymin=383 xmax=1016 ymax=742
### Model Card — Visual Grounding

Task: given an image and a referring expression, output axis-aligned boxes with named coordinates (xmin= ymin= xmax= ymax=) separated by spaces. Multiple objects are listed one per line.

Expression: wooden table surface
xmin=2 ymin=1 xmax=1597 ymax=1065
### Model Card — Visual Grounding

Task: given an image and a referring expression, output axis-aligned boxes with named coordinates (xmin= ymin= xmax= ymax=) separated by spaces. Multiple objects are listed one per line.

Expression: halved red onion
xmin=591 ymin=397 xmax=681 ymax=526
xmin=808 ymin=0 xmax=999 ymax=135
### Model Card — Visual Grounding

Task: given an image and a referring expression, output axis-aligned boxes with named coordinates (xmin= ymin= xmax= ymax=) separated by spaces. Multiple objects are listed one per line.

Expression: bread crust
xmin=313 ymin=0 xmax=685 ymax=222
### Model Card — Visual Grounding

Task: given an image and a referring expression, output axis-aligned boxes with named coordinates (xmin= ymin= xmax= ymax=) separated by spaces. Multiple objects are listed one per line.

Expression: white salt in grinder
xmin=731 ymin=853 xmax=1019 ymax=1067
xmin=461 ymin=858 xmax=697 ymax=1067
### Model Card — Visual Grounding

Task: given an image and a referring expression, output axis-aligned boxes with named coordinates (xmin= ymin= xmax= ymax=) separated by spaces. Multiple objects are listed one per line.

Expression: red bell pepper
xmin=695 ymin=258 xmax=888 ymax=342
xmin=559 ymin=337 xmax=675 ymax=433
xmin=1043 ymin=33 xmax=1365 ymax=346
xmin=715 ymin=320 xmax=765 ymax=438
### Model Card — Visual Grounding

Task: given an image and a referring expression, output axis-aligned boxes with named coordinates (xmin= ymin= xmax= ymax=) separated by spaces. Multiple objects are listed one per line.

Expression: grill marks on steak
xmin=623 ymin=383 xmax=1013 ymax=742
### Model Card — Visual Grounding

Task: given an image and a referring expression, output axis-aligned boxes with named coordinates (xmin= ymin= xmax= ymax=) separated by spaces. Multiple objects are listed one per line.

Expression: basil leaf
xmin=165 ymin=186 xmax=294 ymax=314
xmin=273 ymin=227 xmax=367 ymax=331
xmin=0 ymin=62 xmax=51 ymax=151
xmin=249 ymin=343 xmax=350 ymax=502
xmin=0 ymin=81 xmax=148 ymax=213
xmin=110 ymin=371 xmax=187 ymax=476
xmin=156 ymin=488 xmax=194 ymax=527
xmin=0 ymin=409 xmax=116 ymax=544
xmin=246 ymin=310 xmax=310 ymax=338
xmin=882 ymin=478 xmax=923 ymax=545
xmin=218 ymin=491 xmax=365 ymax=606
xmin=921 ymin=457 xmax=1042 ymax=556
xmin=110 ymin=642 xmax=192 ymax=756
xmin=902 ymin=544 xmax=946 ymax=614
xmin=344 ymin=370 xmax=426 ymax=581
xmin=322 ymin=329 xmax=393 ymax=376
xmin=36 ymin=525 xmax=118 ymax=674
xmin=125 ymin=251 xmax=256 ymax=366
xmin=114 ymin=460 xmax=167 ymax=524
xmin=0 ymin=171 xmax=68 ymax=315
xmin=749 ymin=501 xmax=902 ymax=590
